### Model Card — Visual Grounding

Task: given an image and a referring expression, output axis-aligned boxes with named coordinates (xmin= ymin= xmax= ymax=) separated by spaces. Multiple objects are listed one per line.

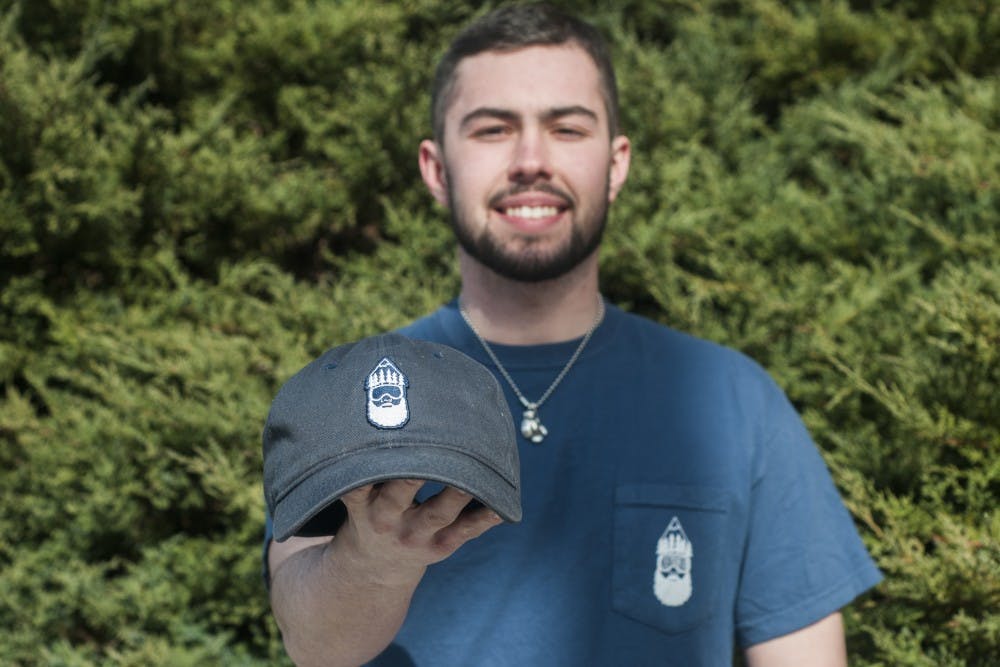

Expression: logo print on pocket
xmin=653 ymin=516 xmax=693 ymax=607
xmin=366 ymin=357 xmax=409 ymax=429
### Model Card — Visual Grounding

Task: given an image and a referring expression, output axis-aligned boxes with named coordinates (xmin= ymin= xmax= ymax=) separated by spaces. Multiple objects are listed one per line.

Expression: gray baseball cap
xmin=263 ymin=332 xmax=521 ymax=542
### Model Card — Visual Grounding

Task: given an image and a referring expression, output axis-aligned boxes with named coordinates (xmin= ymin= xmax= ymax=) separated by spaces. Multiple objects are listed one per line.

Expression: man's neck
xmin=457 ymin=249 xmax=602 ymax=345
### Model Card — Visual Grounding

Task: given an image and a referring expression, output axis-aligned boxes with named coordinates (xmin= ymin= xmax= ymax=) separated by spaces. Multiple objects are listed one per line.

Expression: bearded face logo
xmin=653 ymin=516 xmax=693 ymax=607
xmin=365 ymin=357 xmax=409 ymax=429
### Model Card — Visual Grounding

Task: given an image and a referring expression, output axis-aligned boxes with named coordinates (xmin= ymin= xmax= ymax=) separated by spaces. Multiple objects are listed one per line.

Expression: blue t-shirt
xmin=267 ymin=300 xmax=882 ymax=666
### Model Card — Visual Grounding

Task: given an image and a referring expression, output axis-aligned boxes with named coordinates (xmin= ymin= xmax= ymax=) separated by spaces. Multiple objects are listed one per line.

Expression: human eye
xmin=552 ymin=124 xmax=589 ymax=139
xmin=471 ymin=124 xmax=511 ymax=140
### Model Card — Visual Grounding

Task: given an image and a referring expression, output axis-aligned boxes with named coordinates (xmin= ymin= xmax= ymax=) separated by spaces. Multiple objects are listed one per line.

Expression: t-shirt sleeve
xmin=734 ymin=373 xmax=882 ymax=648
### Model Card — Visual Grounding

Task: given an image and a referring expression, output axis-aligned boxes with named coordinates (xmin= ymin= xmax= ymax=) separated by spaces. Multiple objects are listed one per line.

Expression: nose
xmin=507 ymin=127 xmax=551 ymax=184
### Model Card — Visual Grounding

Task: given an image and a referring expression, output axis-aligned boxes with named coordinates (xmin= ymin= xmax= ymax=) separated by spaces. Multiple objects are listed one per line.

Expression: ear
xmin=607 ymin=134 xmax=631 ymax=203
xmin=419 ymin=139 xmax=450 ymax=207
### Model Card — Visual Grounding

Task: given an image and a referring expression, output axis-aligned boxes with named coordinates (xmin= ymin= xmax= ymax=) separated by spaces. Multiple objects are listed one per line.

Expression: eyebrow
xmin=543 ymin=106 xmax=599 ymax=124
xmin=459 ymin=105 xmax=599 ymax=130
xmin=459 ymin=107 xmax=519 ymax=130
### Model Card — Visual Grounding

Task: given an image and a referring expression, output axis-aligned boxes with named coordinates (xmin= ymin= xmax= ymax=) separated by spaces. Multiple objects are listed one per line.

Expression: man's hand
xmin=334 ymin=479 xmax=503 ymax=583
xmin=268 ymin=480 xmax=502 ymax=667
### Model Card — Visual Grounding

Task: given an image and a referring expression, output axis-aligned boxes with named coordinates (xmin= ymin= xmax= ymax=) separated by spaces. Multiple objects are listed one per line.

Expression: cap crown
xmin=263 ymin=333 xmax=520 ymax=539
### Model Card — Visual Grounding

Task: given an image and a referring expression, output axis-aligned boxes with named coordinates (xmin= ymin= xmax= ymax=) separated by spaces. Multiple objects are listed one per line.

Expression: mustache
xmin=487 ymin=183 xmax=574 ymax=209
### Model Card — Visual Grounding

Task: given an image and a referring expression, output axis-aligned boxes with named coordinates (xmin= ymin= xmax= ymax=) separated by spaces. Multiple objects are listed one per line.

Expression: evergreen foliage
xmin=0 ymin=0 xmax=996 ymax=664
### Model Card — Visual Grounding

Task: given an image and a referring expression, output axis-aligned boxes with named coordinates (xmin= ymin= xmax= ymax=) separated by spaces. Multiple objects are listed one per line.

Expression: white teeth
xmin=503 ymin=206 xmax=558 ymax=219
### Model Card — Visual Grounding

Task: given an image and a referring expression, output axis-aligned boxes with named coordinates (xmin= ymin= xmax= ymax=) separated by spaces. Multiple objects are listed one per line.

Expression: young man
xmin=266 ymin=4 xmax=881 ymax=666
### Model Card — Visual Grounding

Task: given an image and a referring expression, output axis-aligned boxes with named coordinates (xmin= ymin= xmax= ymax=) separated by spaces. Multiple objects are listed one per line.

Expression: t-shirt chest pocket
xmin=612 ymin=484 xmax=731 ymax=634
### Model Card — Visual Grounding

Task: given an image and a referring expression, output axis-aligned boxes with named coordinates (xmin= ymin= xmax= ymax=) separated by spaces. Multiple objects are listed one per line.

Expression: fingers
xmin=340 ymin=479 xmax=421 ymax=514
xmin=412 ymin=486 xmax=475 ymax=530
xmin=340 ymin=483 xmax=375 ymax=512
xmin=337 ymin=480 xmax=503 ymax=566
xmin=433 ymin=504 xmax=503 ymax=554
xmin=373 ymin=479 xmax=424 ymax=513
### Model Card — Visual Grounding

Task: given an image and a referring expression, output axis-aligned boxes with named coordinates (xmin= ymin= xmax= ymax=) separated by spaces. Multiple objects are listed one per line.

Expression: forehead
xmin=446 ymin=45 xmax=605 ymax=126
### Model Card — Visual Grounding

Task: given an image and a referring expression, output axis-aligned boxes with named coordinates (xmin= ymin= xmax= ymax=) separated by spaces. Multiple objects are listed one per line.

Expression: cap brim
xmin=271 ymin=443 xmax=521 ymax=542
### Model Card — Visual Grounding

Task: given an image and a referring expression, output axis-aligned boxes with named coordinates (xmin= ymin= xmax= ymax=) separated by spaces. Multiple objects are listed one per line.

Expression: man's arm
xmin=743 ymin=612 xmax=847 ymax=667
xmin=268 ymin=479 xmax=502 ymax=667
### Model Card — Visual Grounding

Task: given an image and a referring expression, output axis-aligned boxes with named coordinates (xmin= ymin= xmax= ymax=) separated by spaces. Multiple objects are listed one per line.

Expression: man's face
xmin=421 ymin=45 xmax=630 ymax=283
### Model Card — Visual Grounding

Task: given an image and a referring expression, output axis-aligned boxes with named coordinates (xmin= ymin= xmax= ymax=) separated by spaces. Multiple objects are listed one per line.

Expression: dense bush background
xmin=1 ymin=0 xmax=997 ymax=664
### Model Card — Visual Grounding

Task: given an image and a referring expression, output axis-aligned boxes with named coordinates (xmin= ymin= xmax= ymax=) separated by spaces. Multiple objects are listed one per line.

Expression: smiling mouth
xmin=489 ymin=184 xmax=573 ymax=222
xmin=501 ymin=205 xmax=560 ymax=219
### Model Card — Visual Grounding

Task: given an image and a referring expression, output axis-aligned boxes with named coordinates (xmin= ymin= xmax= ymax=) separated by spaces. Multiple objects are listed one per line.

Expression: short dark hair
xmin=430 ymin=3 xmax=620 ymax=142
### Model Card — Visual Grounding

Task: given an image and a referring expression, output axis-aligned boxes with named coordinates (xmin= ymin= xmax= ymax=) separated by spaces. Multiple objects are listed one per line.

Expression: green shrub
xmin=0 ymin=0 xmax=996 ymax=663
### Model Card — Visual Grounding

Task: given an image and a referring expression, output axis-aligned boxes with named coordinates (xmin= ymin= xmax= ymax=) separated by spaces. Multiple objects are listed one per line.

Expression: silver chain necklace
xmin=458 ymin=297 xmax=605 ymax=444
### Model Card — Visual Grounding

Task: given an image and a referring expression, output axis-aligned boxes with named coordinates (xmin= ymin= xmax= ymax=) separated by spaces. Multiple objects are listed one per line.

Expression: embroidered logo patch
xmin=365 ymin=357 xmax=409 ymax=429
xmin=653 ymin=516 xmax=693 ymax=607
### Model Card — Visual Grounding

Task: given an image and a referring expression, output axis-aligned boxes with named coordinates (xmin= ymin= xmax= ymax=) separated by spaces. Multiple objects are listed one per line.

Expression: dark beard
xmin=446 ymin=184 xmax=609 ymax=283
